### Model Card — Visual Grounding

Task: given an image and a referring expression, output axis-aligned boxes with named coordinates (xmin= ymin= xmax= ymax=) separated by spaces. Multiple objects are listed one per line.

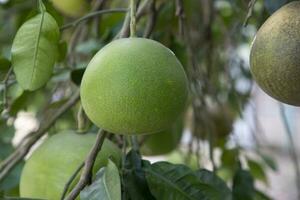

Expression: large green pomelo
xmin=20 ymin=131 xmax=121 ymax=200
xmin=80 ymin=38 xmax=188 ymax=135
xmin=140 ymin=120 xmax=183 ymax=156
xmin=51 ymin=0 xmax=89 ymax=17
xmin=250 ymin=1 xmax=300 ymax=106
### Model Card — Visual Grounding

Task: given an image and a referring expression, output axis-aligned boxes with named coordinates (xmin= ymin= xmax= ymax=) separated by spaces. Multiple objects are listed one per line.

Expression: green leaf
xmin=0 ymin=161 xmax=24 ymax=191
xmin=8 ymin=90 xmax=30 ymax=116
xmin=144 ymin=161 xmax=219 ymax=200
xmin=11 ymin=11 xmax=60 ymax=91
xmin=0 ymin=120 xmax=15 ymax=143
xmin=80 ymin=160 xmax=121 ymax=200
xmin=247 ymin=159 xmax=268 ymax=185
xmin=232 ymin=169 xmax=255 ymax=200
xmin=260 ymin=153 xmax=277 ymax=171
xmin=195 ymin=169 xmax=232 ymax=200
xmin=123 ymin=150 xmax=155 ymax=200
xmin=0 ymin=141 xmax=24 ymax=191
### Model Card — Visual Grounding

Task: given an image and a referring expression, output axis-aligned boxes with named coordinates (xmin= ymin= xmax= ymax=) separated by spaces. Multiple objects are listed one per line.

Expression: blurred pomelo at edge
xmin=51 ymin=0 xmax=89 ymax=17
xmin=20 ymin=131 xmax=121 ymax=200
xmin=250 ymin=1 xmax=300 ymax=106
xmin=80 ymin=38 xmax=189 ymax=135
xmin=140 ymin=119 xmax=183 ymax=156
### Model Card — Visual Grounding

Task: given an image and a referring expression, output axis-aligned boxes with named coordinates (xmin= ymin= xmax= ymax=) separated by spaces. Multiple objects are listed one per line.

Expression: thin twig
xmin=1 ymin=67 xmax=13 ymax=110
xmin=121 ymin=136 xmax=127 ymax=200
xmin=64 ymin=130 xmax=108 ymax=200
xmin=60 ymin=162 xmax=85 ymax=200
xmin=0 ymin=90 xmax=80 ymax=183
xmin=60 ymin=8 xmax=128 ymax=31
xmin=175 ymin=0 xmax=185 ymax=37
xmin=118 ymin=0 xmax=150 ymax=38
xmin=243 ymin=0 xmax=257 ymax=27
xmin=279 ymin=104 xmax=300 ymax=200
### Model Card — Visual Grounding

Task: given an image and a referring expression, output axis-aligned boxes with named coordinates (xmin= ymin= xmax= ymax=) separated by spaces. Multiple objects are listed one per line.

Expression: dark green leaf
xmin=195 ymin=169 xmax=232 ymax=200
xmin=8 ymin=90 xmax=30 ymax=116
xmin=254 ymin=190 xmax=272 ymax=200
xmin=81 ymin=160 xmax=121 ymax=200
xmin=11 ymin=11 xmax=60 ymax=91
xmin=0 ymin=57 xmax=10 ymax=80
xmin=123 ymin=150 xmax=155 ymax=200
xmin=71 ymin=68 xmax=85 ymax=86
xmin=3 ymin=197 xmax=46 ymax=200
xmin=144 ymin=161 xmax=219 ymax=200
xmin=232 ymin=169 xmax=255 ymax=200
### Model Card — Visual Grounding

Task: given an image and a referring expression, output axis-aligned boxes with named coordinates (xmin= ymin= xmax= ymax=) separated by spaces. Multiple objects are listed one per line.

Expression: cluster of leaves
xmin=0 ymin=0 xmax=288 ymax=199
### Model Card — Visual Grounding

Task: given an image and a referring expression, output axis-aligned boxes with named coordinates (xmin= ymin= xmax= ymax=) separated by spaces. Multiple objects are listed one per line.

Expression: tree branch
xmin=143 ymin=0 xmax=157 ymax=38
xmin=60 ymin=162 xmax=85 ymax=200
xmin=64 ymin=129 xmax=108 ymax=200
xmin=175 ymin=0 xmax=185 ymax=37
xmin=243 ymin=0 xmax=257 ymax=27
xmin=60 ymin=8 xmax=129 ymax=31
xmin=279 ymin=104 xmax=300 ymax=200
xmin=0 ymin=90 xmax=80 ymax=183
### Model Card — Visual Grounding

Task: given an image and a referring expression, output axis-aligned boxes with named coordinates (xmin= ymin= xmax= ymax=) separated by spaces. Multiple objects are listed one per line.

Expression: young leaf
xmin=195 ymin=169 xmax=232 ymax=200
xmin=232 ymin=169 xmax=255 ymax=200
xmin=80 ymin=159 xmax=121 ymax=200
xmin=143 ymin=161 xmax=219 ymax=200
xmin=11 ymin=11 xmax=60 ymax=91
xmin=247 ymin=159 xmax=268 ymax=185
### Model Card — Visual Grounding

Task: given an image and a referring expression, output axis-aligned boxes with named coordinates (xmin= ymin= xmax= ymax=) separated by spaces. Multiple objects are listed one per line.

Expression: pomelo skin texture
xmin=80 ymin=38 xmax=189 ymax=135
xmin=51 ymin=0 xmax=89 ymax=17
xmin=20 ymin=131 xmax=121 ymax=200
xmin=140 ymin=120 xmax=183 ymax=156
xmin=250 ymin=1 xmax=300 ymax=106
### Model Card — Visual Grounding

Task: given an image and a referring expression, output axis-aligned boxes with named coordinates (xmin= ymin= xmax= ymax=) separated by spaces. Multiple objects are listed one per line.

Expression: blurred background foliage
xmin=0 ymin=0 xmax=297 ymax=199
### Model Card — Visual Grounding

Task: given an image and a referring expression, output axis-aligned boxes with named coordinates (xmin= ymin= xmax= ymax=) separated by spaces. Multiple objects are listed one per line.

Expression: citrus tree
xmin=1 ymin=0 xmax=295 ymax=199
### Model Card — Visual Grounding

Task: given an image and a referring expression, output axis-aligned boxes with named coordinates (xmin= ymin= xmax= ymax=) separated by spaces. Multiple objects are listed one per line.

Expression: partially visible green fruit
xmin=195 ymin=105 xmax=234 ymax=142
xmin=20 ymin=131 xmax=121 ymax=200
xmin=166 ymin=151 xmax=198 ymax=170
xmin=80 ymin=38 xmax=188 ymax=135
xmin=51 ymin=0 xmax=89 ymax=17
xmin=250 ymin=1 xmax=300 ymax=105
xmin=140 ymin=120 xmax=183 ymax=156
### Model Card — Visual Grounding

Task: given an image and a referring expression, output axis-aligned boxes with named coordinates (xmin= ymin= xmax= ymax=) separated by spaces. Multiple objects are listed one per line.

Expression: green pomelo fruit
xmin=250 ymin=1 xmax=300 ymax=105
xmin=140 ymin=120 xmax=183 ymax=156
xmin=20 ymin=131 xmax=121 ymax=200
xmin=80 ymin=38 xmax=188 ymax=135
xmin=51 ymin=0 xmax=89 ymax=18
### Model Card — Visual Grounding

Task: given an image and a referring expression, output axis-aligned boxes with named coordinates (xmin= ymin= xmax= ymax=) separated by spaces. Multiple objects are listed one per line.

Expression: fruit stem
xmin=130 ymin=0 xmax=137 ymax=37
xmin=130 ymin=135 xmax=140 ymax=152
